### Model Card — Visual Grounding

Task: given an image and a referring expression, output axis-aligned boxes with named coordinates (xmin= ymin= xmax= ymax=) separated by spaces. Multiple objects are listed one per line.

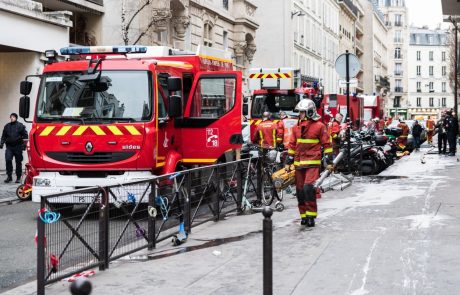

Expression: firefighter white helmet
xmin=295 ymin=99 xmax=320 ymax=121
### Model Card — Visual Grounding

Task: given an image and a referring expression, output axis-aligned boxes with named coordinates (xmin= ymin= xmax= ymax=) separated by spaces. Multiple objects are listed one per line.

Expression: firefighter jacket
xmin=328 ymin=120 xmax=341 ymax=141
xmin=276 ymin=118 xmax=298 ymax=146
xmin=1 ymin=121 xmax=28 ymax=148
xmin=288 ymin=119 xmax=332 ymax=168
xmin=253 ymin=120 xmax=279 ymax=149
xmin=426 ymin=119 xmax=435 ymax=131
xmin=397 ymin=122 xmax=409 ymax=137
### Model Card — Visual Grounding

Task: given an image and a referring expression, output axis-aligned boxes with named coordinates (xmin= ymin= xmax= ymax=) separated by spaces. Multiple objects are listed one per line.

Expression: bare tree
xmin=121 ymin=0 xmax=153 ymax=45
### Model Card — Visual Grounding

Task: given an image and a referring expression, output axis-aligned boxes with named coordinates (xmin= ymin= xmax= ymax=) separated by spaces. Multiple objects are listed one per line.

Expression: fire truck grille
xmin=46 ymin=152 xmax=135 ymax=164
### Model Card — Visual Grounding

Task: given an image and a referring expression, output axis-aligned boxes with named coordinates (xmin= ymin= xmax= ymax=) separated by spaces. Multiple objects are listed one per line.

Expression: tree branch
xmin=133 ymin=18 xmax=156 ymax=45
xmin=125 ymin=0 xmax=152 ymax=33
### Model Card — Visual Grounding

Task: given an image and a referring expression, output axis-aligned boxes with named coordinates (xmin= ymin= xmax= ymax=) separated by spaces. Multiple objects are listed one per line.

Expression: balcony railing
xmin=394 ymin=54 xmax=403 ymax=59
xmin=394 ymin=71 xmax=403 ymax=76
xmin=394 ymin=87 xmax=404 ymax=92
xmin=417 ymin=89 xmax=421 ymax=92
xmin=394 ymin=21 xmax=403 ymax=27
xmin=394 ymin=38 xmax=403 ymax=43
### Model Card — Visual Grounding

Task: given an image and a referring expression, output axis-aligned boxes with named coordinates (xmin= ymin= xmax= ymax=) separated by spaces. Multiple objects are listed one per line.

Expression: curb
xmin=0 ymin=197 xmax=19 ymax=205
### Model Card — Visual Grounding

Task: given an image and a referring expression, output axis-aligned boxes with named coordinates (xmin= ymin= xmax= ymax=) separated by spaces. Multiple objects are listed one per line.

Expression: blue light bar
xmin=60 ymin=46 xmax=148 ymax=55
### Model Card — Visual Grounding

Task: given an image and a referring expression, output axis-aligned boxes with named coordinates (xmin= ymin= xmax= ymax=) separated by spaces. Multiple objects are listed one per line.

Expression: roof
xmin=368 ymin=0 xmax=385 ymax=23
xmin=409 ymin=27 xmax=450 ymax=46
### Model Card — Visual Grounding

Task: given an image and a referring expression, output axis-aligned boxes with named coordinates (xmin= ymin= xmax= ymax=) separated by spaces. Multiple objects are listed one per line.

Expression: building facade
xmin=378 ymin=0 xmax=409 ymax=119
xmin=407 ymin=27 xmax=453 ymax=119
xmin=252 ymin=0 xmax=339 ymax=94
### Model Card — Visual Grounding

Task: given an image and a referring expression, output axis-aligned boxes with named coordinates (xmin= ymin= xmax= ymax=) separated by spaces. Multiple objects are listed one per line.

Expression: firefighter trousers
xmin=427 ymin=131 xmax=433 ymax=144
xmin=295 ymin=167 xmax=320 ymax=219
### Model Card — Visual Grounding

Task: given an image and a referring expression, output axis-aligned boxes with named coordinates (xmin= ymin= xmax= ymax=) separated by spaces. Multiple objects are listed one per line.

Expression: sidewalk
xmin=0 ymin=172 xmax=19 ymax=203
xmin=6 ymin=147 xmax=460 ymax=295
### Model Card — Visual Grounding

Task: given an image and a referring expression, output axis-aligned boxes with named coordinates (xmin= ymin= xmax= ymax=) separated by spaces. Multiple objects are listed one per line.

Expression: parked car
xmin=388 ymin=120 xmax=427 ymax=150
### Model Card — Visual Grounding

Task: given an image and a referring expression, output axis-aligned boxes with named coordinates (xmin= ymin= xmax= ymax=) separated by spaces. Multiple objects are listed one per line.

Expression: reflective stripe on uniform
xmin=288 ymin=149 xmax=295 ymax=155
xmin=300 ymin=212 xmax=307 ymax=218
xmin=306 ymin=211 xmax=317 ymax=217
xmin=272 ymin=129 xmax=276 ymax=148
xmin=259 ymin=130 xmax=263 ymax=146
xmin=294 ymin=160 xmax=321 ymax=166
xmin=324 ymin=148 xmax=333 ymax=154
xmin=297 ymin=138 xmax=320 ymax=144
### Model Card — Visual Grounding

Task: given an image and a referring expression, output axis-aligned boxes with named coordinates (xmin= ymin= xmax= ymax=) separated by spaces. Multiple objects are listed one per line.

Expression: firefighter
xmin=328 ymin=113 xmax=342 ymax=157
xmin=252 ymin=111 xmax=278 ymax=149
xmin=396 ymin=119 xmax=410 ymax=150
xmin=276 ymin=111 xmax=298 ymax=148
xmin=425 ymin=116 xmax=435 ymax=145
xmin=286 ymin=99 xmax=332 ymax=227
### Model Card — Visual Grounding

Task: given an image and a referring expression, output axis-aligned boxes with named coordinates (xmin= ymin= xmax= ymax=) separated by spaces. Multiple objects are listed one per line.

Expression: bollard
xmin=262 ymin=206 xmax=273 ymax=295
xmin=70 ymin=277 xmax=92 ymax=295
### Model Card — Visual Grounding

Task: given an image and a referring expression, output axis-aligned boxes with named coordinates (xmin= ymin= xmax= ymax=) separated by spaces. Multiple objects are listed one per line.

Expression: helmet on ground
xmin=295 ymin=99 xmax=320 ymax=121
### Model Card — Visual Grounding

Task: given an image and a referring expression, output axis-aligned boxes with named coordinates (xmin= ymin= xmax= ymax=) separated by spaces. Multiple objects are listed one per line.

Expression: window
xmin=442 ymin=66 xmax=446 ymax=76
xmin=442 ymin=51 xmax=446 ymax=61
xmin=442 ymin=82 xmax=446 ymax=92
xmin=416 ymin=66 xmax=421 ymax=76
xmin=223 ymin=31 xmax=228 ymax=50
xmin=429 ymin=51 xmax=433 ymax=61
xmin=191 ymin=77 xmax=236 ymax=118
xmin=416 ymin=82 xmax=421 ymax=92
xmin=394 ymin=96 xmax=401 ymax=107
xmin=395 ymin=31 xmax=402 ymax=42
xmin=395 ymin=63 xmax=402 ymax=75
xmin=416 ymin=97 xmax=421 ymax=107
xmin=203 ymin=23 xmax=213 ymax=47
xmin=395 ymin=47 xmax=401 ymax=58
xmin=442 ymin=97 xmax=446 ymax=106
xmin=429 ymin=66 xmax=433 ymax=76
xmin=429 ymin=97 xmax=434 ymax=107
xmin=157 ymin=75 xmax=169 ymax=119
xmin=223 ymin=0 xmax=229 ymax=10
xmin=416 ymin=51 xmax=421 ymax=61
xmin=428 ymin=35 xmax=433 ymax=44
xmin=395 ymin=14 xmax=402 ymax=26
xmin=429 ymin=82 xmax=434 ymax=91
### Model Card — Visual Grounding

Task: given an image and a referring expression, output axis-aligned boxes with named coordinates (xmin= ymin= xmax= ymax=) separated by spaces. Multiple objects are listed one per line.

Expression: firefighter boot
xmin=296 ymin=187 xmax=307 ymax=226
xmin=4 ymin=176 xmax=12 ymax=183
xmin=306 ymin=217 xmax=315 ymax=227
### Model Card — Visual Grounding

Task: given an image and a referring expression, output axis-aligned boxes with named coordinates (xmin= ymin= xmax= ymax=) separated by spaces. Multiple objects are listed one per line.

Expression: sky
xmin=405 ymin=0 xmax=449 ymax=29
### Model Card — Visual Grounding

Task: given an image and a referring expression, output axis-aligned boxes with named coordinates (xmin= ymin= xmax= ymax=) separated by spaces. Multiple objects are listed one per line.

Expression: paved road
xmin=0 ymin=200 xmax=38 ymax=292
xmin=5 ymin=149 xmax=459 ymax=295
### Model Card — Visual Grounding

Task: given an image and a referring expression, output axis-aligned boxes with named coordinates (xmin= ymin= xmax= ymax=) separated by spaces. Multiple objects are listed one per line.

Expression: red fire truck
xmin=245 ymin=68 xmax=323 ymax=142
xmin=322 ymin=94 xmax=364 ymax=129
xmin=18 ymin=46 xmax=243 ymax=202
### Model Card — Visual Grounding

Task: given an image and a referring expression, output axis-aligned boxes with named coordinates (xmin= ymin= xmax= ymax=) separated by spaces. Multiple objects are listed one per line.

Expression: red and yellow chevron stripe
xmin=38 ymin=125 xmax=142 ymax=136
xmin=249 ymin=73 xmax=292 ymax=79
xmin=249 ymin=119 xmax=280 ymax=125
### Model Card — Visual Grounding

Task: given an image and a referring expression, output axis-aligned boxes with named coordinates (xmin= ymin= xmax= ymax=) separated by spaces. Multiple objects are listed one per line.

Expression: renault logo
xmin=85 ymin=141 xmax=93 ymax=153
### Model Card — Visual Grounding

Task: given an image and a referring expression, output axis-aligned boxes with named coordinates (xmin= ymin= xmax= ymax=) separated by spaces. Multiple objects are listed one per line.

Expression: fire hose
xmin=314 ymin=151 xmax=345 ymax=189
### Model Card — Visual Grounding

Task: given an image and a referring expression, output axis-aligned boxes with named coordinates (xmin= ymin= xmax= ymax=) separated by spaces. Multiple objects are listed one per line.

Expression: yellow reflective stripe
xmin=272 ymin=129 xmax=276 ymax=148
xmin=107 ymin=125 xmax=123 ymax=135
xmin=56 ymin=126 xmax=71 ymax=136
xmin=324 ymin=148 xmax=333 ymax=154
xmin=276 ymin=138 xmax=283 ymax=141
xmin=39 ymin=126 xmax=55 ymax=136
xmin=73 ymin=126 xmax=88 ymax=136
xmin=294 ymin=160 xmax=321 ymax=166
xmin=300 ymin=213 xmax=307 ymax=218
xmin=400 ymin=135 xmax=408 ymax=138
xmin=90 ymin=126 xmax=106 ymax=136
xmin=259 ymin=130 xmax=263 ymax=146
xmin=297 ymin=138 xmax=319 ymax=143
xmin=288 ymin=149 xmax=295 ymax=155
xmin=182 ymin=158 xmax=216 ymax=163
xmin=306 ymin=211 xmax=317 ymax=217
xmin=332 ymin=134 xmax=338 ymax=138
xmin=125 ymin=125 xmax=141 ymax=136
xmin=254 ymin=120 xmax=262 ymax=125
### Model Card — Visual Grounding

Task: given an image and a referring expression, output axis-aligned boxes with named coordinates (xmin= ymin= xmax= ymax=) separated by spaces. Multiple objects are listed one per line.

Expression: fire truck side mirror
xmin=167 ymin=77 xmax=182 ymax=92
xmin=243 ymin=96 xmax=249 ymax=103
xmin=168 ymin=95 xmax=182 ymax=118
xmin=19 ymin=96 xmax=30 ymax=119
xmin=20 ymin=81 xmax=32 ymax=96
xmin=243 ymin=104 xmax=249 ymax=116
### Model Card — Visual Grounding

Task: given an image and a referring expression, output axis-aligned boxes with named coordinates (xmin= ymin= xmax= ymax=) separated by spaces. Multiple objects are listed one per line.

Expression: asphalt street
xmin=5 ymin=148 xmax=460 ymax=295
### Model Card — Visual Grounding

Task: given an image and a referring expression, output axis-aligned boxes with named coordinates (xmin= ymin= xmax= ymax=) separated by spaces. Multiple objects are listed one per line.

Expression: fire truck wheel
xmin=16 ymin=185 xmax=32 ymax=201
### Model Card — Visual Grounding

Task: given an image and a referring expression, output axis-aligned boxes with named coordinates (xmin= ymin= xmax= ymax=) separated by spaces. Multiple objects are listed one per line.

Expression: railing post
xmin=214 ymin=167 xmax=220 ymax=221
xmin=37 ymin=197 xmax=46 ymax=295
xmin=98 ymin=187 xmax=109 ymax=270
xmin=148 ymin=180 xmax=156 ymax=251
xmin=262 ymin=206 xmax=273 ymax=295
xmin=236 ymin=161 xmax=243 ymax=214
xmin=185 ymin=172 xmax=192 ymax=233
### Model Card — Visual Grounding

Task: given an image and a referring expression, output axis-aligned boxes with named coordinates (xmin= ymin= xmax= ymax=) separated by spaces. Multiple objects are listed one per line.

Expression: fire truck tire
xmin=16 ymin=185 xmax=31 ymax=201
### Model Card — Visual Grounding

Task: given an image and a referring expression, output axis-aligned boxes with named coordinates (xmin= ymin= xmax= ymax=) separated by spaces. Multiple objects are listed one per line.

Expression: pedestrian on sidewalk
xmin=287 ymin=99 xmax=332 ymax=228
xmin=436 ymin=114 xmax=447 ymax=154
xmin=412 ymin=120 xmax=423 ymax=150
xmin=445 ymin=110 xmax=459 ymax=156
xmin=0 ymin=113 xmax=28 ymax=183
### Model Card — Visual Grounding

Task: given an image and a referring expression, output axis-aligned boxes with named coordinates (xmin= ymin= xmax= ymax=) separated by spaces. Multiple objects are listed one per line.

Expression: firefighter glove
xmin=326 ymin=164 xmax=334 ymax=172
xmin=286 ymin=156 xmax=294 ymax=165
xmin=277 ymin=144 xmax=285 ymax=151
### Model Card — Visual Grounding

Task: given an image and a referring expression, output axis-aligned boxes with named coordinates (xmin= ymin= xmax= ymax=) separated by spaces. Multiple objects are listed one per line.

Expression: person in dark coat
xmin=0 ymin=113 xmax=28 ymax=183
xmin=445 ymin=110 xmax=459 ymax=156
xmin=411 ymin=120 xmax=423 ymax=150
xmin=436 ymin=114 xmax=447 ymax=154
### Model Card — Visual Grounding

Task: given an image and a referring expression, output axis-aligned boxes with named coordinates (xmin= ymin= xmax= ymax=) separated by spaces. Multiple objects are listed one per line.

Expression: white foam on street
xmin=402 ymin=214 xmax=452 ymax=230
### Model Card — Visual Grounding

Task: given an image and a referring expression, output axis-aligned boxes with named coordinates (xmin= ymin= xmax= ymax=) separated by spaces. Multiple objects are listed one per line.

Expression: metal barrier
xmin=37 ymin=158 xmax=260 ymax=295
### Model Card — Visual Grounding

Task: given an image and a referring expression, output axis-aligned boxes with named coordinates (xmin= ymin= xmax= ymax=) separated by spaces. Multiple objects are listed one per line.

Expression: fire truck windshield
xmin=251 ymin=93 xmax=300 ymax=119
xmin=36 ymin=71 xmax=152 ymax=123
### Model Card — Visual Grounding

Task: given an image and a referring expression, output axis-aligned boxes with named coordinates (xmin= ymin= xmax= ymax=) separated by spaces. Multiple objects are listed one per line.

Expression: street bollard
xmin=70 ymin=277 xmax=92 ymax=295
xmin=262 ymin=206 xmax=273 ymax=295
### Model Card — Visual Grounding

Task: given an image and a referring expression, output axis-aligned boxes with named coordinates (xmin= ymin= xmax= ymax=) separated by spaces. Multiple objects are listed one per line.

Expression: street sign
xmin=335 ymin=53 xmax=360 ymax=78
xmin=338 ymin=78 xmax=358 ymax=88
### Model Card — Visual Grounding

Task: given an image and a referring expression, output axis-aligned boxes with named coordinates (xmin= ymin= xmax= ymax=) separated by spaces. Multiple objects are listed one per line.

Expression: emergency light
xmin=60 ymin=46 xmax=147 ymax=55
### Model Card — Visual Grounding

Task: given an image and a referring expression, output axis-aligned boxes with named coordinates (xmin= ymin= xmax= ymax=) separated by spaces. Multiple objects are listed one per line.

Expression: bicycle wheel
xmin=261 ymin=170 xmax=275 ymax=206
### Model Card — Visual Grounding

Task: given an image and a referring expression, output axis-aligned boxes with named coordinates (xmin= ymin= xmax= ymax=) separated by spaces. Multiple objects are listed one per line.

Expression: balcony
xmin=385 ymin=21 xmax=392 ymax=27
xmin=393 ymin=38 xmax=404 ymax=43
xmin=37 ymin=0 xmax=104 ymax=14
xmin=417 ymin=89 xmax=421 ymax=92
xmin=355 ymin=39 xmax=363 ymax=54
xmin=338 ymin=0 xmax=358 ymax=18
xmin=394 ymin=71 xmax=403 ymax=76
xmin=356 ymin=20 xmax=363 ymax=34
xmin=394 ymin=87 xmax=404 ymax=93
xmin=394 ymin=54 xmax=403 ymax=59
xmin=394 ymin=21 xmax=403 ymax=27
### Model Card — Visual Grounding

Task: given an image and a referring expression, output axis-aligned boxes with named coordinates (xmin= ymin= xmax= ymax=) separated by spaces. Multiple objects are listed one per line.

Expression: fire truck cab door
xmin=181 ymin=71 xmax=242 ymax=164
